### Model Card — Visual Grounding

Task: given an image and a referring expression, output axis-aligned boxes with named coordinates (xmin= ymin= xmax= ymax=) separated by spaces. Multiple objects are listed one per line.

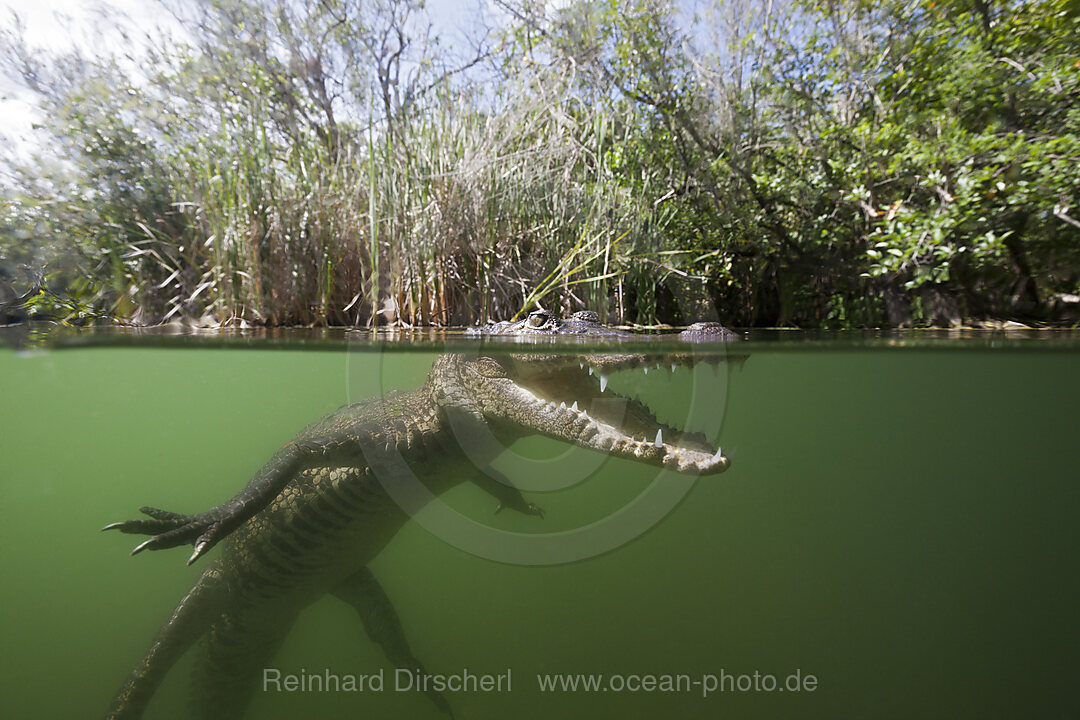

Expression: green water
xmin=1 ymin=333 xmax=1078 ymax=719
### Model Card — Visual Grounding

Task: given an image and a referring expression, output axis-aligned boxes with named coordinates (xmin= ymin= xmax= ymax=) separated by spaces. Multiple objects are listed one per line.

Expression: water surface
xmin=1 ymin=328 xmax=1078 ymax=718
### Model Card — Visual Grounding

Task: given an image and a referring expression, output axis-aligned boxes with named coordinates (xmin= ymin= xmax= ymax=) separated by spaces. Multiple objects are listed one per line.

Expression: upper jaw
xmin=484 ymin=357 xmax=730 ymax=475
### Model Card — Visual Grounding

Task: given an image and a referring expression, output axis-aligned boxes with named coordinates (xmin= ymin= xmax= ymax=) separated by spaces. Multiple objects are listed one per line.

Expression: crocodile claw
xmin=187 ymin=541 xmax=211 ymax=566
xmin=131 ymin=537 xmax=158 ymax=556
xmin=494 ymin=501 xmax=545 ymax=519
xmin=103 ymin=506 xmax=223 ymax=563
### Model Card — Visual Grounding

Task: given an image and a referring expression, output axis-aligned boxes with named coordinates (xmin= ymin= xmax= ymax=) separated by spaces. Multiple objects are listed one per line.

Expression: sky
xmin=0 ymin=0 xmax=186 ymax=153
xmin=0 ymin=0 xmax=498 ymax=156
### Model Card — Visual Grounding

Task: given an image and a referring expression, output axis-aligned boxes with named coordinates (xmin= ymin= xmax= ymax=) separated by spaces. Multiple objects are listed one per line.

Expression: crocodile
xmin=103 ymin=310 xmax=737 ymax=719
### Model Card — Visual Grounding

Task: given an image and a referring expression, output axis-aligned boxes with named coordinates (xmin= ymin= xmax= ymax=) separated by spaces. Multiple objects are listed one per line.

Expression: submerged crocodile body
xmin=104 ymin=310 xmax=737 ymax=719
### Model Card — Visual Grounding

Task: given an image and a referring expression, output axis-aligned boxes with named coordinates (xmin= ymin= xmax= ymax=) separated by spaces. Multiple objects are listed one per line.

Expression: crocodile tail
xmin=105 ymin=566 xmax=227 ymax=719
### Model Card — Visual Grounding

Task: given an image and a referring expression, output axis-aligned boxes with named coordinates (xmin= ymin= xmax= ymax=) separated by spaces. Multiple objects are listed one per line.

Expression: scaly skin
xmin=103 ymin=311 xmax=738 ymax=719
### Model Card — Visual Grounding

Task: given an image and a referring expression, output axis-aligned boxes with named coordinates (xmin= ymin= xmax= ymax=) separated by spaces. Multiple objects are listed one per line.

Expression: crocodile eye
xmin=470 ymin=357 xmax=508 ymax=378
xmin=527 ymin=310 xmax=551 ymax=328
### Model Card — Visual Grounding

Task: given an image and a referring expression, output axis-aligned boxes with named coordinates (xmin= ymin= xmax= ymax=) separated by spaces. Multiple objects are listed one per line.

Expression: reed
xmin=122 ymin=62 xmax=665 ymax=327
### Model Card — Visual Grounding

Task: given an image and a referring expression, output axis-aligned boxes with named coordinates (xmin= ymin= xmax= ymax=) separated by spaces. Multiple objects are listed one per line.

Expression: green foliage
xmin=1 ymin=0 xmax=1077 ymax=327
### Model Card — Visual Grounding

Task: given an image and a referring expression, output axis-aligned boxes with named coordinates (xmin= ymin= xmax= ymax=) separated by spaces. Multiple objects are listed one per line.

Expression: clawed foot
xmin=494 ymin=501 xmax=545 ymax=519
xmin=101 ymin=506 xmax=225 ymax=565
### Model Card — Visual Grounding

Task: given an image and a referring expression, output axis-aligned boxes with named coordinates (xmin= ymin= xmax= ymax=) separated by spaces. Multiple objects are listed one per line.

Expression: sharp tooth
xmin=654 ymin=429 xmax=663 ymax=447
xmin=643 ymin=365 xmax=649 ymax=375
xmin=671 ymin=363 xmax=677 ymax=372
xmin=571 ymin=401 xmax=579 ymax=412
xmin=588 ymin=367 xmax=594 ymax=376
xmin=559 ymin=401 xmax=566 ymax=410
xmin=599 ymin=374 xmax=608 ymax=392
xmin=579 ymin=362 xmax=584 ymax=369
xmin=711 ymin=447 xmax=724 ymax=462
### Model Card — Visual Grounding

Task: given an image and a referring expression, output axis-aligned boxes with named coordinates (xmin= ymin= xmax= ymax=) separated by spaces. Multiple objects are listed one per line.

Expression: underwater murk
xmin=1 ymin=329 xmax=1078 ymax=719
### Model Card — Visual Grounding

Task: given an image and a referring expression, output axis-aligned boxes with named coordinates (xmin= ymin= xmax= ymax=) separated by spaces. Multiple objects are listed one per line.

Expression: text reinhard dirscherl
xmin=262 ymin=667 xmax=512 ymax=694
xmin=262 ymin=667 xmax=819 ymax=698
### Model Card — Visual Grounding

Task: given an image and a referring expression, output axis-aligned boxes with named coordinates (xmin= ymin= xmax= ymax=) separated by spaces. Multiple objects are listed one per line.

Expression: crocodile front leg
xmin=333 ymin=568 xmax=453 ymax=717
xmin=103 ymin=441 xmax=310 ymax=564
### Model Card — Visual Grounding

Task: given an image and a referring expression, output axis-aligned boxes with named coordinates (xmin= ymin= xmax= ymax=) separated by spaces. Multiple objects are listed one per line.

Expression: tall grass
xmin=109 ymin=64 xmax=670 ymax=327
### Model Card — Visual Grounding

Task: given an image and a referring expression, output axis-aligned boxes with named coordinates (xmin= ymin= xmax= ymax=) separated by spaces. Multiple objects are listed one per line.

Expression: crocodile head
xmin=432 ymin=310 xmax=737 ymax=474
xmin=468 ymin=308 xmax=740 ymax=342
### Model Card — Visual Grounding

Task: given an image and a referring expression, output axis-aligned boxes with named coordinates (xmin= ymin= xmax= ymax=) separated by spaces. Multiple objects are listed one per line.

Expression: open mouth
xmin=501 ymin=353 xmax=731 ymax=475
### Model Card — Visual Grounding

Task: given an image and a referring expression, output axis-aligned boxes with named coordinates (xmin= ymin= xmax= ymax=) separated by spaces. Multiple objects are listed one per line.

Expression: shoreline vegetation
xmin=1 ymin=0 xmax=1078 ymax=330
